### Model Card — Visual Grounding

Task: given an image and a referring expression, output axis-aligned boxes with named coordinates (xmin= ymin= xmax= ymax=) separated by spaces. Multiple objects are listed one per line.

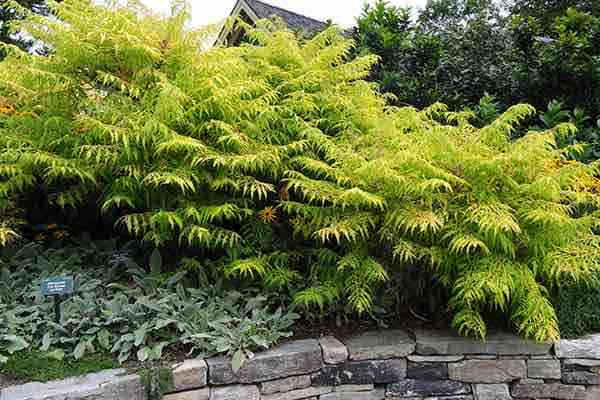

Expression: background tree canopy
xmin=355 ymin=0 xmax=600 ymax=160
xmin=509 ymin=0 xmax=600 ymax=24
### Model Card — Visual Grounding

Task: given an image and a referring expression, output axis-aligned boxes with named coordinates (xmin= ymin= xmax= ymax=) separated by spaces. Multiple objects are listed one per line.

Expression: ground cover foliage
xmin=0 ymin=0 xmax=598 ymax=346
xmin=0 ymin=351 xmax=117 ymax=383
xmin=0 ymin=239 xmax=297 ymax=366
xmin=556 ymin=280 xmax=600 ymax=338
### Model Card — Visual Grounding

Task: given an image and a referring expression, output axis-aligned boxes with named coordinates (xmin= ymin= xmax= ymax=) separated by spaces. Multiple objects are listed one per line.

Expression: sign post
xmin=41 ymin=277 xmax=74 ymax=323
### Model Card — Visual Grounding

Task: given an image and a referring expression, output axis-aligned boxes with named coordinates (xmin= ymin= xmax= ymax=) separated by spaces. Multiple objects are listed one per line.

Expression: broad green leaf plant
xmin=0 ymin=0 xmax=599 ymax=341
xmin=0 ymin=240 xmax=298 ymax=364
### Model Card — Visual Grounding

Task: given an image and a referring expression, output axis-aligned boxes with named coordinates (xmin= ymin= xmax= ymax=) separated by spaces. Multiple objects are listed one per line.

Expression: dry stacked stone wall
xmin=3 ymin=330 xmax=600 ymax=400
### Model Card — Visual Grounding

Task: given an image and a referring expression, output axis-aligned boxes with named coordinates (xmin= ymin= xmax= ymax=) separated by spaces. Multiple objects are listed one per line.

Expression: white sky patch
xmin=141 ymin=0 xmax=427 ymax=29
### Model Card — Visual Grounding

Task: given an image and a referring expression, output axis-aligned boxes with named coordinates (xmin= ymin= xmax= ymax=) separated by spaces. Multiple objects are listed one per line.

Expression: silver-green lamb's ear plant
xmin=0 ymin=0 xmax=598 ymax=342
xmin=0 ymin=241 xmax=299 ymax=364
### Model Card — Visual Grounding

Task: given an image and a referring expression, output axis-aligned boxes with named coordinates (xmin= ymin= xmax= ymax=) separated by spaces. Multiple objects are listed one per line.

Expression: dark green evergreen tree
xmin=509 ymin=0 xmax=600 ymax=26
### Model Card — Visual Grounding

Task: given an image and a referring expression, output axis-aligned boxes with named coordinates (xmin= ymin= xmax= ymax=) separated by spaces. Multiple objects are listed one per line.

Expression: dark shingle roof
xmin=245 ymin=0 xmax=328 ymax=35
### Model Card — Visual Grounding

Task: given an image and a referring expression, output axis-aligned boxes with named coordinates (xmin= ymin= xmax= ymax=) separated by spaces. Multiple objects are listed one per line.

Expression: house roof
xmin=216 ymin=0 xmax=328 ymax=46
xmin=244 ymin=0 xmax=328 ymax=34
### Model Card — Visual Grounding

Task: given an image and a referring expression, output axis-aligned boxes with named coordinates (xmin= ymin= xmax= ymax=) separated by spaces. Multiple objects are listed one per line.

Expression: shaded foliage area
xmin=511 ymin=6 xmax=600 ymax=118
xmin=555 ymin=278 xmax=600 ymax=338
xmin=0 ymin=0 xmax=50 ymax=57
xmin=355 ymin=0 xmax=600 ymax=160
xmin=509 ymin=0 xmax=600 ymax=25
xmin=354 ymin=0 xmax=517 ymax=109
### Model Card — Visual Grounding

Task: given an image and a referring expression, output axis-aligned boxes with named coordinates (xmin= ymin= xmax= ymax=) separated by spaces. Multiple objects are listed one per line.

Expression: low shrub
xmin=555 ymin=278 xmax=600 ymax=338
xmin=285 ymin=102 xmax=600 ymax=341
xmin=0 ymin=240 xmax=298 ymax=365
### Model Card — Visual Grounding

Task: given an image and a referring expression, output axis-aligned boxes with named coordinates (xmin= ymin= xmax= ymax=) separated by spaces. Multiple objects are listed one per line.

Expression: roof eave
xmin=214 ymin=0 xmax=260 ymax=47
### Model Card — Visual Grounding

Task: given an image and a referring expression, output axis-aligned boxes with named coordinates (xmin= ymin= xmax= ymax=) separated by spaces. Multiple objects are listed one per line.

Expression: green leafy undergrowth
xmin=555 ymin=278 xmax=600 ymax=338
xmin=0 ymin=240 xmax=299 ymax=366
xmin=0 ymin=351 xmax=117 ymax=383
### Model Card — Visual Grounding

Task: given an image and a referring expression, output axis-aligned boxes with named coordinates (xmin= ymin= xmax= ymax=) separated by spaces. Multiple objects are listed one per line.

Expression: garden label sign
xmin=41 ymin=276 xmax=74 ymax=323
xmin=41 ymin=276 xmax=74 ymax=296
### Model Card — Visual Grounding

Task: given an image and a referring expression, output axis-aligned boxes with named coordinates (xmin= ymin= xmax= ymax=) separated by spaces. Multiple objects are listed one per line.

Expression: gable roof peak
xmin=216 ymin=0 xmax=328 ymax=46
xmin=242 ymin=0 xmax=327 ymax=34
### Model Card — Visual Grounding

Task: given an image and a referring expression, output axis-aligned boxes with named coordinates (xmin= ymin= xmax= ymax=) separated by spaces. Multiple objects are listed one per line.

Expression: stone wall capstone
xmin=3 ymin=330 xmax=600 ymax=400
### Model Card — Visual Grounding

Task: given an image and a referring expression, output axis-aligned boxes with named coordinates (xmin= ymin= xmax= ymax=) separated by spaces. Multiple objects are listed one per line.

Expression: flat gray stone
xmin=407 ymin=362 xmax=448 ymax=380
xmin=260 ymin=386 xmax=332 ymax=400
xmin=164 ymin=388 xmax=210 ymax=400
xmin=557 ymin=334 xmax=600 ymax=359
xmin=415 ymin=330 xmax=551 ymax=355
xmin=259 ymin=375 xmax=311 ymax=395
xmin=311 ymin=359 xmax=406 ymax=385
xmin=413 ymin=397 xmax=473 ymax=400
xmin=209 ymin=384 xmax=259 ymax=400
xmin=407 ymin=355 xmax=464 ymax=363
xmin=562 ymin=371 xmax=600 ymax=385
xmin=511 ymin=383 xmax=586 ymax=400
xmin=335 ymin=384 xmax=374 ymax=392
xmin=320 ymin=336 xmax=349 ymax=364
xmin=387 ymin=379 xmax=471 ymax=397
xmin=527 ymin=359 xmax=561 ymax=379
xmin=518 ymin=378 xmax=544 ymax=384
xmin=101 ymin=374 xmax=145 ymax=400
xmin=206 ymin=339 xmax=321 ymax=384
xmin=170 ymin=359 xmax=208 ymax=392
xmin=564 ymin=359 xmax=600 ymax=367
xmin=0 ymin=369 xmax=142 ymax=400
xmin=0 ymin=382 xmax=98 ymax=400
xmin=498 ymin=355 xmax=526 ymax=360
xmin=474 ymin=384 xmax=511 ymax=400
xmin=320 ymin=388 xmax=384 ymax=400
xmin=586 ymin=386 xmax=600 ymax=400
xmin=448 ymin=360 xmax=526 ymax=383
xmin=344 ymin=330 xmax=415 ymax=360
